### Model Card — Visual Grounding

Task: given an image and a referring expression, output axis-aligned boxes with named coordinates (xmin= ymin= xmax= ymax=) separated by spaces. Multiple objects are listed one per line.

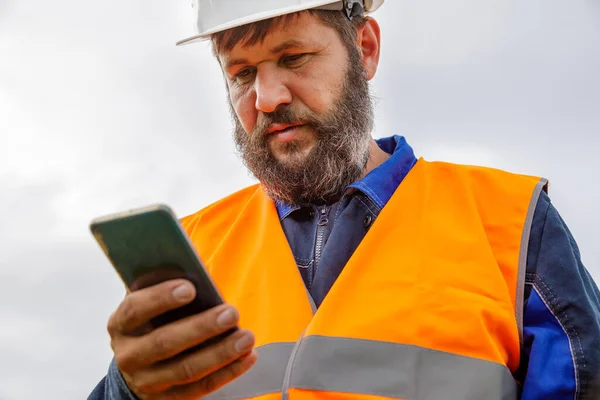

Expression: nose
xmin=254 ymin=66 xmax=292 ymax=113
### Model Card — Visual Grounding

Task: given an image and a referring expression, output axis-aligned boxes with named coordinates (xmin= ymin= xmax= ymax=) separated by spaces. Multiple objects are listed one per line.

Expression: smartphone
xmin=90 ymin=204 xmax=236 ymax=345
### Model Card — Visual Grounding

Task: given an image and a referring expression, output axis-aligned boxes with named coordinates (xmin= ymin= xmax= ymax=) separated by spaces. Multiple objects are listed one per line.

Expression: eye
xmin=233 ymin=68 xmax=255 ymax=84
xmin=281 ymin=54 xmax=307 ymax=66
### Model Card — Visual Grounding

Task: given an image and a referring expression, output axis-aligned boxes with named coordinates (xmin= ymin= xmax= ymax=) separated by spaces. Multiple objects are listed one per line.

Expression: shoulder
xmin=417 ymin=159 xmax=547 ymax=206
xmin=523 ymin=191 xmax=600 ymax=397
xmin=420 ymin=158 xmax=543 ymax=184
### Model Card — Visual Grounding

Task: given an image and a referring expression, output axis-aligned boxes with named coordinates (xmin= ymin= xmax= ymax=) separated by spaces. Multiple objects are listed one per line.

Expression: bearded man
xmin=89 ymin=1 xmax=600 ymax=399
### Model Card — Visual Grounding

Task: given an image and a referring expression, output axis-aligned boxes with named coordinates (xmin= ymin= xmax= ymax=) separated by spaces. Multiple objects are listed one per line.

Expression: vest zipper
xmin=314 ymin=205 xmax=330 ymax=274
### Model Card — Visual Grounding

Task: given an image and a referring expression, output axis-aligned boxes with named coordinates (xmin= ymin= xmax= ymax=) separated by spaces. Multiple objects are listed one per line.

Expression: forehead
xmin=216 ymin=12 xmax=337 ymax=61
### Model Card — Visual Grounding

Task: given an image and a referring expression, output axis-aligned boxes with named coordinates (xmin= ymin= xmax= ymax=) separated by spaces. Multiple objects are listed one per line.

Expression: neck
xmin=360 ymin=139 xmax=391 ymax=179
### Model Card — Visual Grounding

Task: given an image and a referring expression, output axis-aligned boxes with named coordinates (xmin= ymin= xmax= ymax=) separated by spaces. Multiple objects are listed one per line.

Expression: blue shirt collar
xmin=275 ymin=135 xmax=417 ymax=219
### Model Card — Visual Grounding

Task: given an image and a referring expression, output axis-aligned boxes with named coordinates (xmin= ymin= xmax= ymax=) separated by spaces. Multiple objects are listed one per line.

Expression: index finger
xmin=108 ymin=279 xmax=196 ymax=335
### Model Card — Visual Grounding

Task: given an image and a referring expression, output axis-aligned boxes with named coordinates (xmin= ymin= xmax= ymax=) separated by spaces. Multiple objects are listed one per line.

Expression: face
xmin=219 ymin=12 xmax=375 ymax=205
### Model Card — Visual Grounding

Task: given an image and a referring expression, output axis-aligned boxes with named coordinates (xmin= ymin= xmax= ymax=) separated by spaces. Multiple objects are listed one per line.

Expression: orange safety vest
xmin=182 ymin=159 xmax=548 ymax=400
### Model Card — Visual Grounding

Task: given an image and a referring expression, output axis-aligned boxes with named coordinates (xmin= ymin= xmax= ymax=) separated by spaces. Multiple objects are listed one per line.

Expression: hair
xmin=211 ymin=9 xmax=367 ymax=57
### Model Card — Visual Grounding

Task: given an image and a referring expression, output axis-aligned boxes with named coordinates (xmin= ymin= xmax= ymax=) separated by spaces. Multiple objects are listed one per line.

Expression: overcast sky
xmin=1 ymin=0 xmax=599 ymax=398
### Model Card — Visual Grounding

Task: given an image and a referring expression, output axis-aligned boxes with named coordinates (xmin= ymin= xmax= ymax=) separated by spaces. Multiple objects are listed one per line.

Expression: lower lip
xmin=271 ymin=125 xmax=303 ymax=142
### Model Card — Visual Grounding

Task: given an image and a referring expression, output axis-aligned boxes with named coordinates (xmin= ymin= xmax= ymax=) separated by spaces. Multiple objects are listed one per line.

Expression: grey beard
xmin=231 ymin=46 xmax=374 ymax=206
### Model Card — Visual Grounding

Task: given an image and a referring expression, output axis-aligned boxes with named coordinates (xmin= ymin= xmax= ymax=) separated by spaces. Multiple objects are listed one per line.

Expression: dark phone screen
xmin=91 ymin=207 xmax=227 ymax=331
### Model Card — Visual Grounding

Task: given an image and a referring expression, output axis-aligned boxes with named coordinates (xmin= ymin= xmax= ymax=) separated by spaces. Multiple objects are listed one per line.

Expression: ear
xmin=356 ymin=18 xmax=381 ymax=80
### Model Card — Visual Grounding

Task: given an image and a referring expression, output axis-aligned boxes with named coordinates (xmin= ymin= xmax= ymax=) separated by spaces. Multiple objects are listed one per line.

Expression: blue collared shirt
xmin=89 ymin=135 xmax=600 ymax=399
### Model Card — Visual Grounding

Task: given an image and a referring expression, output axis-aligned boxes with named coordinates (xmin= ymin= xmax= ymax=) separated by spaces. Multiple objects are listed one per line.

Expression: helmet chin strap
xmin=343 ymin=0 xmax=365 ymax=20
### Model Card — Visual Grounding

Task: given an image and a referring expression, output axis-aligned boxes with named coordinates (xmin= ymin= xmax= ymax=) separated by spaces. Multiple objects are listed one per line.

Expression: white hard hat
xmin=176 ymin=0 xmax=384 ymax=46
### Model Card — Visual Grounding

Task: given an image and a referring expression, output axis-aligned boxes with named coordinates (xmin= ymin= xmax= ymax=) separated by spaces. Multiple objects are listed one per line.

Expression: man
xmin=89 ymin=1 xmax=600 ymax=399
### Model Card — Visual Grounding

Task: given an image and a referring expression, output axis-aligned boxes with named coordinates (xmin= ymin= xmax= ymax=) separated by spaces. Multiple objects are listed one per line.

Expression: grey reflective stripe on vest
xmin=516 ymin=177 xmax=549 ymax=344
xmin=290 ymin=335 xmax=518 ymax=400
xmin=202 ymin=336 xmax=517 ymax=400
xmin=202 ymin=342 xmax=295 ymax=400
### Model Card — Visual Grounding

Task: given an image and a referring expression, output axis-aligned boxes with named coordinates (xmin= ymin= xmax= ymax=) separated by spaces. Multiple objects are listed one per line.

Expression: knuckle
xmin=200 ymin=373 xmax=221 ymax=394
xmin=191 ymin=314 xmax=214 ymax=335
xmin=130 ymin=376 xmax=155 ymax=396
xmin=177 ymin=358 xmax=198 ymax=383
xmin=128 ymin=370 xmax=167 ymax=397
xmin=151 ymin=331 xmax=172 ymax=357
xmin=127 ymin=382 xmax=147 ymax=397
xmin=200 ymin=360 xmax=244 ymax=395
xmin=107 ymin=312 xmax=117 ymax=334
xmin=109 ymin=336 xmax=119 ymax=354
xmin=216 ymin=339 xmax=235 ymax=363
xmin=126 ymin=375 xmax=142 ymax=392
xmin=107 ymin=310 xmax=124 ymax=337
xmin=118 ymin=296 xmax=139 ymax=329
xmin=114 ymin=349 xmax=136 ymax=372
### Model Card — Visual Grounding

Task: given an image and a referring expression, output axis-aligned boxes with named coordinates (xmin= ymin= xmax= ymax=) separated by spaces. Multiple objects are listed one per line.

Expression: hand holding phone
xmin=107 ymin=280 xmax=257 ymax=398
xmin=91 ymin=204 xmax=257 ymax=398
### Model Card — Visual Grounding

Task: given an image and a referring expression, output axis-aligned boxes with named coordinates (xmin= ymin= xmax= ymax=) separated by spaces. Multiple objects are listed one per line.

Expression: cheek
xmin=291 ymin=68 xmax=341 ymax=115
xmin=231 ymin=90 xmax=257 ymax=134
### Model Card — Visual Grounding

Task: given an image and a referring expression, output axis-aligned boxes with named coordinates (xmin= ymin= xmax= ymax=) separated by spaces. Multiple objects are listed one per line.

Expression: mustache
xmin=253 ymin=107 xmax=319 ymax=136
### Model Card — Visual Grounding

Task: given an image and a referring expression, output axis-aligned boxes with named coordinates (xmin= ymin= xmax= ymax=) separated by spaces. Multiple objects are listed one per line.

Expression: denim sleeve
xmin=88 ymin=358 xmax=139 ymax=400
xmin=518 ymin=192 xmax=600 ymax=399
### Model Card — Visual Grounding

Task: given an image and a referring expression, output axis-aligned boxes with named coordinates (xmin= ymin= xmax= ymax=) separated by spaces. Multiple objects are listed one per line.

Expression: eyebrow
xmin=224 ymin=39 xmax=308 ymax=70
xmin=272 ymin=39 xmax=306 ymax=53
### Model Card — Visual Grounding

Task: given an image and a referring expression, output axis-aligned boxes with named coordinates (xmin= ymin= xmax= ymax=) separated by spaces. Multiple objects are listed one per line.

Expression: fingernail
xmin=216 ymin=308 xmax=238 ymax=328
xmin=172 ymin=283 xmax=194 ymax=302
xmin=234 ymin=332 xmax=255 ymax=353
